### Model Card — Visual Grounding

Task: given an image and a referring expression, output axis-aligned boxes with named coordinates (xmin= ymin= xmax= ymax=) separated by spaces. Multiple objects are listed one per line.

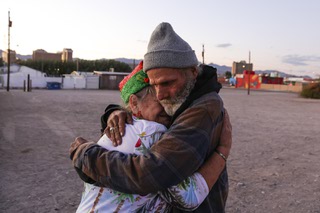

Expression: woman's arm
xmin=159 ymin=173 xmax=209 ymax=210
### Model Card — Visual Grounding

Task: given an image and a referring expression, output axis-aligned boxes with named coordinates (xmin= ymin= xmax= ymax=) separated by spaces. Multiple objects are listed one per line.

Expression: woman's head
xmin=129 ymin=86 xmax=171 ymax=127
xmin=119 ymin=61 xmax=171 ymax=127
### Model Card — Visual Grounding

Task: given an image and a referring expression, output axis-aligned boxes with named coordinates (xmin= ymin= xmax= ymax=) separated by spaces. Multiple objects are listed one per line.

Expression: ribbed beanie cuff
xmin=144 ymin=22 xmax=198 ymax=72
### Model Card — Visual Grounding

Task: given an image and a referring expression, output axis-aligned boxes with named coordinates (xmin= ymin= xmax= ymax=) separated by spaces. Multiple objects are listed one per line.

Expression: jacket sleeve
xmin=70 ymin=97 xmax=223 ymax=195
xmin=100 ymin=104 xmax=122 ymax=134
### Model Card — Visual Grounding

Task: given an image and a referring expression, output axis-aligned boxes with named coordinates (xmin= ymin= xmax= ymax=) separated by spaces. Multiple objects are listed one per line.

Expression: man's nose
xmin=155 ymin=87 xmax=167 ymax=101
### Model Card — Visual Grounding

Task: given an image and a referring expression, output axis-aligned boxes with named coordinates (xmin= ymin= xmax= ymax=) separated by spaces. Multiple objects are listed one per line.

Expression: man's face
xmin=147 ymin=67 xmax=197 ymax=116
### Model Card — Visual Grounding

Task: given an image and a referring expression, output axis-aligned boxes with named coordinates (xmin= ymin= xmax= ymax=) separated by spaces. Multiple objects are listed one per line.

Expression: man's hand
xmin=70 ymin=137 xmax=90 ymax=160
xmin=104 ymin=110 xmax=133 ymax=146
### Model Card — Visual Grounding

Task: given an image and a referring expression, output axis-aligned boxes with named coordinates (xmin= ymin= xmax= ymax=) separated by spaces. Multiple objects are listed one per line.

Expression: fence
xmin=260 ymin=83 xmax=304 ymax=92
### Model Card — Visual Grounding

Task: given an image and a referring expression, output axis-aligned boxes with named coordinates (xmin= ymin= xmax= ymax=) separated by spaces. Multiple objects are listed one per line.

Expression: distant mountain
xmin=207 ymin=63 xmax=289 ymax=77
xmin=16 ymin=53 xmax=32 ymax=60
xmin=113 ymin=59 xmax=229 ymax=73
xmin=113 ymin=59 xmax=298 ymax=77
xmin=207 ymin=63 xmax=311 ymax=78
xmin=113 ymin=58 xmax=142 ymax=65
xmin=1 ymin=52 xmax=309 ymax=78
xmin=207 ymin=63 xmax=232 ymax=75
xmin=253 ymin=70 xmax=288 ymax=77
xmin=113 ymin=60 xmax=232 ymax=74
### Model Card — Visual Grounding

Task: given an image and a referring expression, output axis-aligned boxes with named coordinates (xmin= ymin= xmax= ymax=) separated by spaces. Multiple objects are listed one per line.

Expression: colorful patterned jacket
xmin=76 ymin=117 xmax=209 ymax=212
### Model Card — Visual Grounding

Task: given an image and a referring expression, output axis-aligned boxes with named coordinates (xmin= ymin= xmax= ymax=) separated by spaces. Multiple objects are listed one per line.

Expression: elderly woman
xmin=74 ymin=61 xmax=225 ymax=212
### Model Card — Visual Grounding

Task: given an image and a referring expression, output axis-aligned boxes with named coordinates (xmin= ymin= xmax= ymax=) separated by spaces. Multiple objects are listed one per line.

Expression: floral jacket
xmin=75 ymin=117 xmax=209 ymax=213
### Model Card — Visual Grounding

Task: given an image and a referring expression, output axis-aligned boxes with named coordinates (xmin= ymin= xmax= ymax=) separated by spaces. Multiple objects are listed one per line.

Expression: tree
xmin=225 ymin=71 xmax=232 ymax=79
xmin=17 ymin=59 xmax=132 ymax=76
xmin=301 ymin=82 xmax=320 ymax=99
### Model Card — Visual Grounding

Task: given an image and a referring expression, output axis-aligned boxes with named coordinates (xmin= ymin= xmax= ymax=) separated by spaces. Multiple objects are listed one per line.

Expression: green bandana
xmin=119 ymin=61 xmax=149 ymax=103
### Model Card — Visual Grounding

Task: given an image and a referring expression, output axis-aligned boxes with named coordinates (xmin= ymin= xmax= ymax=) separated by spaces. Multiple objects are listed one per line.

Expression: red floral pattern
xmin=135 ymin=138 xmax=142 ymax=147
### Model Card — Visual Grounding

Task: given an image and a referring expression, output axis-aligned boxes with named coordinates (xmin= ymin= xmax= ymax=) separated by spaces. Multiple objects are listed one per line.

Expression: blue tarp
xmin=47 ymin=82 xmax=61 ymax=90
xmin=229 ymin=77 xmax=236 ymax=86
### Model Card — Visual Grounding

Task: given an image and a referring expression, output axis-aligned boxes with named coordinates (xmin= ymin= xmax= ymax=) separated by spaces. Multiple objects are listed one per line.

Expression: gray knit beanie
xmin=143 ymin=22 xmax=198 ymax=72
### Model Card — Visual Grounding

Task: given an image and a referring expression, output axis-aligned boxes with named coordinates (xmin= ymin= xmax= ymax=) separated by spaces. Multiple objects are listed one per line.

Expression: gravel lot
xmin=0 ymin=88 xmax=319 ymax=213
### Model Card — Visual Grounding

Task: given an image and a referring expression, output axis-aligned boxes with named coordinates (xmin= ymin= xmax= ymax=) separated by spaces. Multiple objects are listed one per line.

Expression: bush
xmin=300 ymin=82 xmax=320 ymax=99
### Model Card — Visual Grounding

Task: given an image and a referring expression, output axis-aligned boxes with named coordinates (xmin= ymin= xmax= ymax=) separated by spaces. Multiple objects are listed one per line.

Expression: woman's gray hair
xmin=122 ymin=86 xmax=154 ymax=112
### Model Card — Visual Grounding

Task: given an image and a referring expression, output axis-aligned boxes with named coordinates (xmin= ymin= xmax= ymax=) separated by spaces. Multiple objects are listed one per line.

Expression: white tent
xmin=0 ymin=64 xmax=51 ymax=88
xmin=0 ymin=65 xmax=99 ymax=89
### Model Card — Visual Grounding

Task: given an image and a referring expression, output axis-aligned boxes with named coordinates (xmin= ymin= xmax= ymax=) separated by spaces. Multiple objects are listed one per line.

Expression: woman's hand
xmin=104 ymin=110 xmax=133 ymax=146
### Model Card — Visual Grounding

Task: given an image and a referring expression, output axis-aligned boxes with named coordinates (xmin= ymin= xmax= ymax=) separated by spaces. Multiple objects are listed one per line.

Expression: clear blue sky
xmin=1 ymin=0 xmax=320 ymax=77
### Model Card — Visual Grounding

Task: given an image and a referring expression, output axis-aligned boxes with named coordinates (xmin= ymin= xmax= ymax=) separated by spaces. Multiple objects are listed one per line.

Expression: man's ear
xmin=129 ymin=94 xmax=139 ymax=114
xmin=190 ymin=66 xmax=198 ymax=79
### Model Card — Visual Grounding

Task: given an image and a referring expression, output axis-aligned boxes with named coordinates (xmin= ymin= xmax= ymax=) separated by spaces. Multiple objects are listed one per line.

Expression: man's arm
xmin=198 ymin=109 xmax=232 ymax=189
xmin=159 ymin=109 xmax=232 ymax=210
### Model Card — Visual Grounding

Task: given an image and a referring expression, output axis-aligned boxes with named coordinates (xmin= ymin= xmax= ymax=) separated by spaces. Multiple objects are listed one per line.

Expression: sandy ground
xmin=0 ymin=88 xmax=319 ymax=213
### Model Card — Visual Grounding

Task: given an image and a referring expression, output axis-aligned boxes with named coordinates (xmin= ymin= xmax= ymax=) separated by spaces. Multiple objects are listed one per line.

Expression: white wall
xmin=0 ymin=65 xmax=99 ymax=89
xmin=62 ymin=76 xmax=86 ymax=89
xmin=1 ymin=74 xmax=63 ymax=88
xmin=86 ymin=76 xmax=99 ymax=89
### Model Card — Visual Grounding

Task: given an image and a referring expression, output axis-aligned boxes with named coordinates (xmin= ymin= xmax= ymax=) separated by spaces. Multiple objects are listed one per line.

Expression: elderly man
xmin=70 ymin=22 xmax=231 ymax=212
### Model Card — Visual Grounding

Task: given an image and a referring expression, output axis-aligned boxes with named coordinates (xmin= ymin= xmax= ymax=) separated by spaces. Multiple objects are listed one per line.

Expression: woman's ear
xmin=129 ymin=94 xmax=139 ymax=114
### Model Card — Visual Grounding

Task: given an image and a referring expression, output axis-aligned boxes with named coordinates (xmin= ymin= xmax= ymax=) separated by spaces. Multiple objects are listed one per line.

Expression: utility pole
xmin=7 ymin=11 xmax=12 ymax=92
xmin=76 ymin=59 xmax=79 ymax=71
xmin=202 ymin=44 xmax=205 ymax=64
xmin=247 ymin=51 xmax=251 ymax=95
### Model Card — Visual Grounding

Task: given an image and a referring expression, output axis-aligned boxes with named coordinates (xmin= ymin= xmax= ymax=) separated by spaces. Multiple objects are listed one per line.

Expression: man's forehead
xmin=147 ymin=74 xmax=165 ymax=85
xmin=147 ymin=69 xmax=178 ymax=83
xmin=147 ymin=68 xmax=181 ymax=76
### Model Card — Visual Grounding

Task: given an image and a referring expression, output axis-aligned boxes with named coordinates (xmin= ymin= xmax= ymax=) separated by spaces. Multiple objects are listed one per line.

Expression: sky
xmin=1 ymin=0 xmax=320 ymax=77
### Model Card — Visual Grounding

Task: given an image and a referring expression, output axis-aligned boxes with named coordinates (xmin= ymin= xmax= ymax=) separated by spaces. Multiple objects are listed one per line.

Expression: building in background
xmin=93 ymin=71 xmax=128 ymax=90
xmin=261 ymin=75 xmax=284 ymax=85
xmin=61 ymin=48 xmax=73 ymax=62
xmin=32 ymin=48 xmax=73 ymax=62
xmin=2 ymin=49 xmax=16 ymax=63
xmin=232 ymin=60 xmax=253 ymax=76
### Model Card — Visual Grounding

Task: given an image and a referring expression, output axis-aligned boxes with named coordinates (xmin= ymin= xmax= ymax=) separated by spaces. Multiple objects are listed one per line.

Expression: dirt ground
xmin=0 ymin=88 xmax=319 ymax=213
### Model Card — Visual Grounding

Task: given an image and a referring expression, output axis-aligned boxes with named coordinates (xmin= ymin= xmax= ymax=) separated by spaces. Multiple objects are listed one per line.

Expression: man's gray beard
xmin=160 ymin=78 xmax=195 ymax=116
